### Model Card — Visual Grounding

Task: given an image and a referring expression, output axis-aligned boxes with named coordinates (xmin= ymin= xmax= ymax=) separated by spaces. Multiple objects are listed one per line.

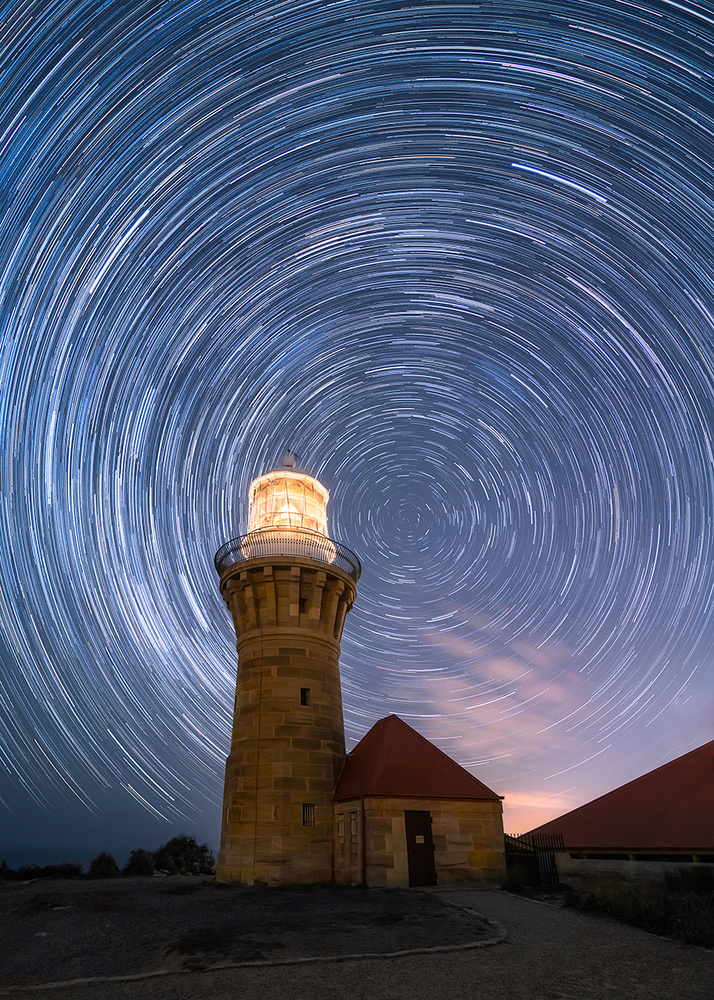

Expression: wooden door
xmin=404 ymin=810 xmax=437 ymax=886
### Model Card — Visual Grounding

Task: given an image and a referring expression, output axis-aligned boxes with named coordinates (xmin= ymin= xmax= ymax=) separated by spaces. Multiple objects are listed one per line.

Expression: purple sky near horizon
xmin=1 ymin=0 xmax=713 ymax=861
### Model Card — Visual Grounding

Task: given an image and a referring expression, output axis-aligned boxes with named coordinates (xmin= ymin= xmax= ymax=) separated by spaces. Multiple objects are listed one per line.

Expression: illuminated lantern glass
xmin=248 ymin=471 xmax=329 ymax=536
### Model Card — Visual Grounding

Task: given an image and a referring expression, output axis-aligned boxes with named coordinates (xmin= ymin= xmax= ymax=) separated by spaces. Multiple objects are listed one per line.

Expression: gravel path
xmin=3 ymin=887 xmax=712 ymax=1000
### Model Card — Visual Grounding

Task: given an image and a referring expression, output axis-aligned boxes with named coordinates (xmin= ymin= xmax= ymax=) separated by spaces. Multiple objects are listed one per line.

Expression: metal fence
xmin=214 ymin=527 xmax=362 ymax=582
xmin=505 ymin=832 xmax=565 ymax=886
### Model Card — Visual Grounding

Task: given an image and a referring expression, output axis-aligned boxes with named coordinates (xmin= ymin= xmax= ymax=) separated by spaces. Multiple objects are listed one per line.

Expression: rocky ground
xmin=1 ymin=879 xmax=712 ymax=1000
xmin=0 ymin=877 xmax=494 ymax=990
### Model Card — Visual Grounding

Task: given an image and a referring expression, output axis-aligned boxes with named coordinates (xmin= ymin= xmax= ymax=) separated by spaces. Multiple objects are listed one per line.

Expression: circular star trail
xmin=1 ymin=0 xmax=713 ymax=845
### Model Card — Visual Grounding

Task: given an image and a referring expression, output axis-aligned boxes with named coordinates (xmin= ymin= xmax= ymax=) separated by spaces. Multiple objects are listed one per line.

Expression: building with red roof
xmin=527 ymin=740 xmax=714 ymax=862
xmin=333 ymin=715 xmax=506 ymax=887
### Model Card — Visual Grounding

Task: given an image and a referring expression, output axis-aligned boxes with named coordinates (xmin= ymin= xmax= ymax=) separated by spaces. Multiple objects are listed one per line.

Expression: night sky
xmin=1 ymin=0 xmax=713 ymax=864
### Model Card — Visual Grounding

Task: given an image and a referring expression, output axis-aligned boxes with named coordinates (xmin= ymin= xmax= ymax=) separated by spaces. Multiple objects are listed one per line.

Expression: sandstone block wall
xmin=216 ymin=556 xmax=356 ymax=884
xmin=334 ymin=796 xmax=506 ymax=888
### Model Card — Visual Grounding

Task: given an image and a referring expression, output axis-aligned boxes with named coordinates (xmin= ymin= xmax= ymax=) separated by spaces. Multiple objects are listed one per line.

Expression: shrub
xmin=565 ymin=869 xmax=714 ymax=948
xmin=0 ymin=860 xmax=82 ymax=880
xmin=665 ymin=866 xmax=714 ymax=893
xmin=88 ymin=852 xmax=120 ymax=878
xmin=42 ymin=862 xmax=83 ymax=879
xmin=154 ymin=836 xmax=215 ymax=875
xmin=16 ymin=864 xmax=43 ymax=880
xmin=123 ymin=848 xmax=156 ymax=877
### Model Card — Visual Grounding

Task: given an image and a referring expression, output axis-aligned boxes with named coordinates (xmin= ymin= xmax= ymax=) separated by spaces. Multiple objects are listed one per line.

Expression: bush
xmin=665 ymin=866 xmax=714 ymax=893
xmin=16 ymin=865 xmax=42 ymax=880
xmin=123 ymin=848 xmax=156 ymax=877
xmin=42 ymin=862 xmax=83 ymax=879
xmin=154 ymin=836 xmax=215 ymax=875
xmin=565 ymin=868 xmax=714 ymax=948
xmin=1 ymin=859 xmax=82 ymax=880
xmin=88 ymin=852 xmax=120 ymax=878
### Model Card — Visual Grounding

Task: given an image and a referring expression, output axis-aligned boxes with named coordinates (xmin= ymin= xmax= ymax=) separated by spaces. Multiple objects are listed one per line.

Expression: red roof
xmin=528 ymin=741 xmax=714 ymax=851
xmin=334 ymin=715 xmax=502 ymax=802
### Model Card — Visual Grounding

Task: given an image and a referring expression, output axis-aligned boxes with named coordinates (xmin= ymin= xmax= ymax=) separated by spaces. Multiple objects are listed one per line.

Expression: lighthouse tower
xmin=214 ymin=454 xmax=360 ymax=884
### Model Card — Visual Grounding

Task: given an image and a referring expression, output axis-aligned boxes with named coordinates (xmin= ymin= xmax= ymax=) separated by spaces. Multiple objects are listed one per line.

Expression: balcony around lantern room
xmin=214 ymin=463 xmax=361 ymax=582
xmin=213 ymin=526 xmax=361 ymax=582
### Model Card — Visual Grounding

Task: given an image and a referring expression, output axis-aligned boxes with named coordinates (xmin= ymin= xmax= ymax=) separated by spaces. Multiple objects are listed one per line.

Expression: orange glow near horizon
xmin=501 ymin=790 xmax=583 ymax=836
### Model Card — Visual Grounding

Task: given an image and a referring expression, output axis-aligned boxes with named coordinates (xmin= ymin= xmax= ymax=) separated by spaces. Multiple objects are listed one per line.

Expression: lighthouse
xmin=213 ymin=453 xmax=361 ymax=884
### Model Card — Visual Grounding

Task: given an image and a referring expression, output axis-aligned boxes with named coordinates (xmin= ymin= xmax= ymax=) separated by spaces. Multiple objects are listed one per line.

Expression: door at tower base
xmin=333 ymin=716 xmax=507 ymax=888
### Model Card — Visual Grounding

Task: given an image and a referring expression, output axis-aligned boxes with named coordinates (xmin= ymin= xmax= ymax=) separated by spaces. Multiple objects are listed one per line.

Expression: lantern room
xmin=248 ymin=454 xmax=329 ymax=536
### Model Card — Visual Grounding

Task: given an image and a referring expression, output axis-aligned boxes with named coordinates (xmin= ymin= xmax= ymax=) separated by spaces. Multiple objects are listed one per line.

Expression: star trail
xmin=1 ymin=0 xmax=713 ymax=856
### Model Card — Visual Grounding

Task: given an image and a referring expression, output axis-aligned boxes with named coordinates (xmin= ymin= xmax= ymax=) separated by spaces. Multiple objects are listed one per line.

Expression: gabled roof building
xmin=334 ymin=715 xmax=506 ymax=887
xmin=528 ymin=740 xmax=714 ymax=863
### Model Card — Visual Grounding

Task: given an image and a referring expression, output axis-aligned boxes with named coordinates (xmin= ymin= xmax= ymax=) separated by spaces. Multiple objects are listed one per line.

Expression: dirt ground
xmin=0 ymin=876 xmax=495 ymax=990
xmin=1 ymin=882 xmax=713 ymax=1000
